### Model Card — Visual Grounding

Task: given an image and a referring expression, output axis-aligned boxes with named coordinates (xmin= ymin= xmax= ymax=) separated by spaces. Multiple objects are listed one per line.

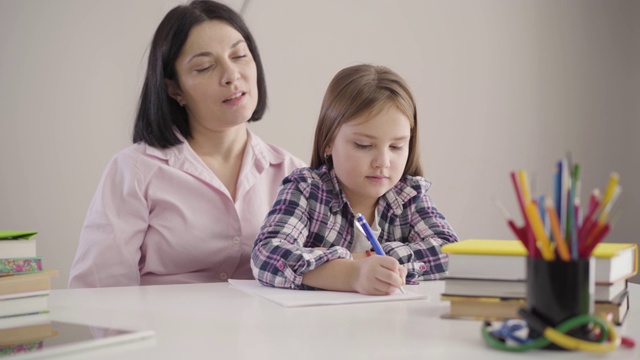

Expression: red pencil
xmin=578 ymin=190 xmax=601 ymax=252
xmin=580 ymin=223 xmax=610 ymax=258
xmin=494 ymin=197 xmax=527 ymax=243
xmin=507 ymin=220 xmax=526 ymax=242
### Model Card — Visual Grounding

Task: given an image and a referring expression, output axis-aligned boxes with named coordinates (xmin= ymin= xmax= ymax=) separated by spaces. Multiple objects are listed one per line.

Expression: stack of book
xmin=440 ymin=239 xmax=637 ymax=325
xmin=0 ymin=230 xmax=59 ymax=356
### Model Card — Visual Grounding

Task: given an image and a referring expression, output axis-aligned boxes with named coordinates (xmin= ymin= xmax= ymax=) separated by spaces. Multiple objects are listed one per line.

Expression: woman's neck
xmin=187 ymin=124 xmax=249 ymax=201
xmin=188 ymin=124 xmax=248 ymax=161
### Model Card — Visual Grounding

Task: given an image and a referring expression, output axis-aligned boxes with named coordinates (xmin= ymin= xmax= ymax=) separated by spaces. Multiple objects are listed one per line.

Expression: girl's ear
xmin=164 ymin=79 xmax=184 ymax=106
xmin=324 ymin=144 xmax=333 ymax=156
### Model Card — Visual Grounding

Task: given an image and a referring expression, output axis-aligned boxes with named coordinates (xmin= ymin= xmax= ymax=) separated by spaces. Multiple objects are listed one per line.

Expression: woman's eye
xmin=195 ymin=65 xmax=213 ymax=73
xmin=233 ymin=54 xmax=247 ymax=60
xmin=354 ymin=143 xmax=371 ymax=150
xmin=390 ymin=144 xmax=404 ymax=150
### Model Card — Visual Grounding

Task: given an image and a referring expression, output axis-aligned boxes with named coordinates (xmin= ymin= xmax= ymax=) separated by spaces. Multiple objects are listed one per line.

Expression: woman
xmin=69 ymin=0 xmax=304 ymax=288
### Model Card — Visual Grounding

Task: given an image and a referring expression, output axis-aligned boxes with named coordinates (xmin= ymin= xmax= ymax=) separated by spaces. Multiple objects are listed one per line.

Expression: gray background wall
xmin=1 ymin=0 xmax=638 ymax=288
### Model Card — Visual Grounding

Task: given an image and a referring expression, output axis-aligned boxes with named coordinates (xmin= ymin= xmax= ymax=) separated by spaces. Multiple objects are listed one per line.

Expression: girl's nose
xmin=372 ymin=150 xmax=390 ymax=168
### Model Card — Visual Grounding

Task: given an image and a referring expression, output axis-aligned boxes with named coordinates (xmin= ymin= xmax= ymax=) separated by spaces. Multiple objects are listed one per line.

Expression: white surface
xmin=228 ymin=279 xmax=426 ymax=307
xmin=47 ymin=281 xmax=640 ymax=359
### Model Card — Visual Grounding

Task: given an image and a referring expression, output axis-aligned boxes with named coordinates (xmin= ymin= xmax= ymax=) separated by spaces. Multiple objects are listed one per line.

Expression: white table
xmin=47 ymin=281 xmax=639 ymax=360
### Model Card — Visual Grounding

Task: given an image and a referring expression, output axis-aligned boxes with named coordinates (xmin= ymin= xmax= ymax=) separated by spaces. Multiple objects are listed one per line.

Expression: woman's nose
xmin=220 ymin=62 xmax=240 ymax=86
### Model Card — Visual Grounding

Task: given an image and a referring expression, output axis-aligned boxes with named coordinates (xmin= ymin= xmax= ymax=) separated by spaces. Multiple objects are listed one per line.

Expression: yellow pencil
xmin=518 ymin=170 xmax=532 ymax=205
xmin=545 ymin=198 xmax=571 ymax=261
xmin=526 ymin=202 xmax=555 ymax=261
xmin=597 ymin=185 xmax=622 ymax=226
xmin=597 ymin=172 xmax=619 ymax=224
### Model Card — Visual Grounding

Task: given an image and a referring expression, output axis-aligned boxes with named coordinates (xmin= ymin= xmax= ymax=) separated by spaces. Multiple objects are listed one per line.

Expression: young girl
xmin=251 ymin=64 xmax=458 ymax=295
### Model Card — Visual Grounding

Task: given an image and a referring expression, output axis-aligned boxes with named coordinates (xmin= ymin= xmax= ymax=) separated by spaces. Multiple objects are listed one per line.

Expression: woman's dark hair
xmin=133 ymin=0 xmax=267 ymax=148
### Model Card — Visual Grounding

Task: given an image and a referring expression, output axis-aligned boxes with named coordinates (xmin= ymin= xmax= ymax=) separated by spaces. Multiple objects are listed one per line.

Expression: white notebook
xmin=228 ymin=279 xmax=427 ymax=307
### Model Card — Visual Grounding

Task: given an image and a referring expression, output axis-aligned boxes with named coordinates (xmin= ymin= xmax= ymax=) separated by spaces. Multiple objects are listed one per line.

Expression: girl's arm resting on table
xmin=251 ymin=179 xmax=354 ymax=290
xmin=68 ymin=153 xmax=147 ymax=288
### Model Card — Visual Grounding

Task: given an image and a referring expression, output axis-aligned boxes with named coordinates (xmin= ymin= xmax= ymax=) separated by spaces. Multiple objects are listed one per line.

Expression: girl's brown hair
xmin=310 ymin=64 xmax=423 ymax=177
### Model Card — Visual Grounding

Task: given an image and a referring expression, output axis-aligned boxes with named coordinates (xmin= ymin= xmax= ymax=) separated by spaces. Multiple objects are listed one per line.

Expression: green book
xmin=0 ymin=231 xmax=38 ymax=240
xmin=0 ymin=231 xmax=38 ymax=259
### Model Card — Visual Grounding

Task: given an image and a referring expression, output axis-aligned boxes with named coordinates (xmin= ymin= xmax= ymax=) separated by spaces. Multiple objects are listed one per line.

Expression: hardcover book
xmin=0 ymin=294 xmax=48 ymax=318
xmin=442 ymin=277 xmax=627 ymax=302
xmin=0 ymin=270 xmax=58 ymax=297
xmin=0 ymin=231 xmax=38 ymax=259
xmin=442 ymin=239 xmax=637 ymax=284
xmin=0 ymin=258 xmax=43 ymax=276
xmin=441 ymin=289 xmax=630 ymax=325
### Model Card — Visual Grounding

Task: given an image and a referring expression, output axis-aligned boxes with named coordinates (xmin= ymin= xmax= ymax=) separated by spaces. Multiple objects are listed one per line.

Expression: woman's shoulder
xmin=248 ymin=131 xmax=306 ymax=168
xmin=105 ymin=142 xmax=174 ymax=176
xmin=106 ymin=143 xmax=144 ymax=165
xmin=109 ymin=143 xmax=160 ymax=163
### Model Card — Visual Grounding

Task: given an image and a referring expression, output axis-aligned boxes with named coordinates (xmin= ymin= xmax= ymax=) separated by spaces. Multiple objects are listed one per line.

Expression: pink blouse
xmin=68 ymin=131 xmax=305 ymax=288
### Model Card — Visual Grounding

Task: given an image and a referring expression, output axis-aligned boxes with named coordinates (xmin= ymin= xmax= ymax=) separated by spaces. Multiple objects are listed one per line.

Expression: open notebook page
xmin=228 ymin=279 xmax=427 ymax=307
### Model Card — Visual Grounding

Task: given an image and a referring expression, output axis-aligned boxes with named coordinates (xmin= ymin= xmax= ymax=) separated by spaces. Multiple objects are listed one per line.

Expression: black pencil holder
xmin=526 ymin=257 xmax=594 ymax=350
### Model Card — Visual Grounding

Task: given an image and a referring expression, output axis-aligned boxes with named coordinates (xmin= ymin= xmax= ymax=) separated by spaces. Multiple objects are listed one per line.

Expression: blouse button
xmin=419 ymin=264 xmax=427 ymax=271
xmin=277 ymin=262 xmax=285 ymax=271
xmin=219 ymin=272 xmax=228 ymax=280
xmin=233 ymin=237 xmax=240 ymax=244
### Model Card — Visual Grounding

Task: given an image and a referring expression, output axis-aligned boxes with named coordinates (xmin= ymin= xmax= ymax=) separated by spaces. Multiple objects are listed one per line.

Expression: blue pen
xmin=356 ymin=213 xmax=385 ymax=255
xmin=355 ymin=213 xmax=405 ymax=294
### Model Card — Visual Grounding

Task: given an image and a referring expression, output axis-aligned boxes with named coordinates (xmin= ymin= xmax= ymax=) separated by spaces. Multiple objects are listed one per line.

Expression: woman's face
xmin=169 ymin=20 xmax=258 ymax=133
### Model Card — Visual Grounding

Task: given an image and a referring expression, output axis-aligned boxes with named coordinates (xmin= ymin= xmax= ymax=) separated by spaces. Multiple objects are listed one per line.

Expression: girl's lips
xmin=366 ymin=176 xmax=389 ymax=184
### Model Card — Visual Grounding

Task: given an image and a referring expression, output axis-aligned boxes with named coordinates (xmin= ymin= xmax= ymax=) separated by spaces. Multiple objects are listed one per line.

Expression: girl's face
xmin=168 ymin=20 xmax=258 ymax=133
xmin=326 ymin=105 xmax=411 ymax=212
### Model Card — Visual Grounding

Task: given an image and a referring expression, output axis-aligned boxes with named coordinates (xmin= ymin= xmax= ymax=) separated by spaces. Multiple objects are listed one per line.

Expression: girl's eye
xmin=390 ymin=145 xmax=404 ymax=150
xmin=354 ymin=143 xmax=372 ymax=150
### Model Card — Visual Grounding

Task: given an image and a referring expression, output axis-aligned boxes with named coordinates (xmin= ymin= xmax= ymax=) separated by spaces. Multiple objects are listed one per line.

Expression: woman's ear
xmin=164 ymin=79 xmax=185 ymax=106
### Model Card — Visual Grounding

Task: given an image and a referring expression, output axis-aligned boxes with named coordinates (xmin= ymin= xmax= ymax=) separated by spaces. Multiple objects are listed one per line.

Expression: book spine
xmin=0 ymin=258 xmax=43 ymax=275
xmin=0 ymin=340 xmax=43 ymax=356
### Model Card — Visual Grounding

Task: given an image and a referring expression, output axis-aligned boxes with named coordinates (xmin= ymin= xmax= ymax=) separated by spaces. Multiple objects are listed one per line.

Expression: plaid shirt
xmin=251 ymin=165 xmax=459 ymax=289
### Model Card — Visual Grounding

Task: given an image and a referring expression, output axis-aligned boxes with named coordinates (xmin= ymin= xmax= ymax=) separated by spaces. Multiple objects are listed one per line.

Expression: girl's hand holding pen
xmin=352 ymin=255 xmax=407 ymax=295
